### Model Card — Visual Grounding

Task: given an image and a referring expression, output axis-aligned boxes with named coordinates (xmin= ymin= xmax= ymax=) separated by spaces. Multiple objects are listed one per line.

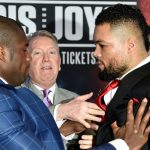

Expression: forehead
xmin=94 ymin=24 xmax=112 ymax=41
xmin=30 ymin=36 xmax=57 ymax=47
xmin=94 ymin=23 xmax=126 ymax=44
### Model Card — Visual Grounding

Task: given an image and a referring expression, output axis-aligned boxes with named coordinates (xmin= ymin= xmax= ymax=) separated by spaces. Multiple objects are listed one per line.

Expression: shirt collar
xmin=0 ymin=77 xmax=8 ymax=84
xmin=33 ymin=83 xmax=56 ymax=95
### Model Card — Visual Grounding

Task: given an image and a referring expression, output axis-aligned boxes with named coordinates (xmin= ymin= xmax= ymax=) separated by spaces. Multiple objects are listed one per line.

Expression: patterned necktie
xmin=96 ymin=80 xmax=120 ymax=122
xmin=42 ymin=89 xmax=52 ymax=107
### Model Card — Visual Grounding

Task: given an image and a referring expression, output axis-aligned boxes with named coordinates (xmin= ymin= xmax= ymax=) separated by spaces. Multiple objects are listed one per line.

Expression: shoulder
xmin=131 ymin=74 xmax=150 ymax=93
xmin=120 ymin=63 xmax=150 ymax=94
xmin=59 ymin=87 xmax=78 ymax=95
xmin=17 ymin=87 xmax=39 ymax=98
xmin=0 ymin=85 xmax=20 ymax=112
xmin=0 ymin=84 xmax=16 ymax=99
xmin=21 ymin=77 xmax=31 ymax=88
xmin=54 ymin=86 xmax=78 ymax=103
xmin=57 ymin=87 xmax=78 ymax=97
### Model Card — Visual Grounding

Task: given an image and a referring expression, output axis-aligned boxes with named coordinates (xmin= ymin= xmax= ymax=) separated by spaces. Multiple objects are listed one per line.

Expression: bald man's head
xmin=0 ymin=16 xmax=24 ymax=59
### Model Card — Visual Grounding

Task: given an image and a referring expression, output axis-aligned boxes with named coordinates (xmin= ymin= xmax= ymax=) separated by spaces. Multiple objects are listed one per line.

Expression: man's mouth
xmin=96 ymin=60 xmax=105 ymax=70
xmin=42 ymin=66 xmax=52 ymax=70
xmin=96 ymin=60 xmax=103 ymax=65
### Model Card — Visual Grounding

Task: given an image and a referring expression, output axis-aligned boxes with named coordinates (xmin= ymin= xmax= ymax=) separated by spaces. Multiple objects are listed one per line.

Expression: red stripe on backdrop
xmin=137 ymin=0 xmax=150 ymax=26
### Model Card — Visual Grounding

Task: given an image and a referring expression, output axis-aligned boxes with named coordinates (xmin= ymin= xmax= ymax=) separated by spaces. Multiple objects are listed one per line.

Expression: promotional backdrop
xmin=1 ymin=0 xmax=148 ymax=98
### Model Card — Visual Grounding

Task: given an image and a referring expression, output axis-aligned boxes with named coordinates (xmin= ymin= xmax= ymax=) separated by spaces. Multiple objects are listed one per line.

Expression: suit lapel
xmin=23 ymin=80 xmax=60 ymax=105
xmin=22 ymin=78 xmax=43 ymax=100
xmin=107 ymin=62 xmax=150 ymax=112
xmin=53 ymin=84 xmax=64 ymax=105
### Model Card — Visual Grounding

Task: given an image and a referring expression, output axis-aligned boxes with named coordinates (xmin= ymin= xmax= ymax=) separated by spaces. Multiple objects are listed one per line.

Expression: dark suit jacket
xmin=96 ymin=62 xmax=150 ymax=150
xmin=0 ymin=80 xmax=64 ymax=150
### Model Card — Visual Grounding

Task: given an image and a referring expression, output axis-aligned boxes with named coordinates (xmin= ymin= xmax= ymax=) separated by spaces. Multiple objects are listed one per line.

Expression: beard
xmin=98 ymin=63 xmax=127 ymax=82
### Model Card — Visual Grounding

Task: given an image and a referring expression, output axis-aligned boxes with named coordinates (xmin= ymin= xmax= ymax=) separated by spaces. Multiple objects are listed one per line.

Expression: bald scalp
xmin=0 ymin=16 xmax=23 ymax=58
xmin=110 ymin=22 xmax=143 ymax=44
xmin=27 ymin=30 xmax=59 ymax=53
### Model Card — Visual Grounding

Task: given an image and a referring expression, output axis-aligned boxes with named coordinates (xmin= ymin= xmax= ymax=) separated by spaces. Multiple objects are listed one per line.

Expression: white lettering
xmin=54 ymin=6 xmax=63 ymax=40
xmin=84 ymin=7 xmax=102 ymax=40
xmin=65 ymin=6 xmax=83 ymax=41
xmin=8 ymin=5 xmax=17 ymax=20
xmin=61 ymin=51 xmax=96 ymax=65
xmin=0 ymin=5 xmax=6 ymax=16
xmin=18 ymin=5 xmax=36 ymax=34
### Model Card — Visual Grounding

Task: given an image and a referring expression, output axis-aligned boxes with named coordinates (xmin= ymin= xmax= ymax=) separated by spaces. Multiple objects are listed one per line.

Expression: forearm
xmin=54 ymin=103 xmax=67 ymax=121
xmin=59 ymin=123 xmax=75 ymax=136
xmin=59 ymin=120 xmax=86 ymax=136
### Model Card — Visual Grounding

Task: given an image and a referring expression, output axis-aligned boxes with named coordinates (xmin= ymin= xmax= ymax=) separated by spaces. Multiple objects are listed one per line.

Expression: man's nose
xmin=93 ymin=46 xmax=102 ymax=58
xmin=43 ymin=53 xmax=49 ymax=61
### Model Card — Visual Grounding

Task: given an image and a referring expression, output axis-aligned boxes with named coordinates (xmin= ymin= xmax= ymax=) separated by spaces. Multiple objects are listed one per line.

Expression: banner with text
xmin=0 ymin=0 xmax=137 ymax=95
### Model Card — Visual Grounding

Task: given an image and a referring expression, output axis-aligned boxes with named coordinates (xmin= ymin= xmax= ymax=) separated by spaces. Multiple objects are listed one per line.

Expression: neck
xmin=127 ymin=51 xmax=148 ymax=73
xmin=31 ymin=81 xmax=54 ymax=89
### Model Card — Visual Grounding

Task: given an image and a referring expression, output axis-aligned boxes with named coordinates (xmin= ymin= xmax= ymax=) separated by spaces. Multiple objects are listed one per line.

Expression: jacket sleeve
xmin=0 ymin=93 xmax=46 ymax=150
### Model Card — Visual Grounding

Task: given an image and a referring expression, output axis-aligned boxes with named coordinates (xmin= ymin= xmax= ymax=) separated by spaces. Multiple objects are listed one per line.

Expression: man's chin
xmin=98 ymin=70 xmax=116 ymax=82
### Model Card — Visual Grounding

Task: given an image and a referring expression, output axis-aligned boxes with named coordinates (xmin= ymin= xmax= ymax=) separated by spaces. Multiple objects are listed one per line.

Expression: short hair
xmin=95 ymin=4 xmax=150 ymax=51
xmin=28 ymin=30 xmax=58 ymax=45
xmin=0 ymin=15 xmax=24 ymax=58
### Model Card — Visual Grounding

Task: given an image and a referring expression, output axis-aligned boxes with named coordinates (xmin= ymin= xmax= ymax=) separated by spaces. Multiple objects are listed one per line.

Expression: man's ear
xmin=127 ymin=37 xmax=135 ymax=53
xmin=59 ymin=56 xmax=61 ymax=71
xmin=0 ymin=46 xmax=7 ymax=62
xmin=59 ymin=66 xmax=61 ymax=71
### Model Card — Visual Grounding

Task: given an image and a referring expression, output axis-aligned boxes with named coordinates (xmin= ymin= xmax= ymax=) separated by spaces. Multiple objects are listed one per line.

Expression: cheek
xmin=20 ymin=58 xmax=27 ymax=69
xmin=30 ymin=56 xmax=39 ymax=63
xmin=104 ymin=55 xmax=118 ymax=68
xmin=52 ymin=58 xmax=61 ymax=68
xmin=30 ymin=57 xmax=41 ymax=67
xmin=102 ymin=55 xmax=111 ymax=65
xmin=29 ymin=62 xmax=41 ymax=76
xmin=110 ymin=54 xmax=124 ymax=68
xmin=20 ymin=63 xmax=28 ymax=78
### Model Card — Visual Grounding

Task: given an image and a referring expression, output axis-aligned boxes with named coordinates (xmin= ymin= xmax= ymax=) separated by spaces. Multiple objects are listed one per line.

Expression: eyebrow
xmin=95 ymin=39 xmax=111 ymax=45
xmin=94 ymin=40 xmax=100 ymax=44
xmin=94 ymin=40 xmax=103 ymax=44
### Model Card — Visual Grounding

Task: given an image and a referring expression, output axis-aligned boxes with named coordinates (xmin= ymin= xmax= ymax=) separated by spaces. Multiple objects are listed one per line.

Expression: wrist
xmin=127 ymin=144 xmax=141 ymax=150
xmin=59 ymin=125 xmax=73 ymax=136
xmin=56 ymin=103 xmax=67 ymax=121
xmin=59 ymin=120 xmax=75 ymax=136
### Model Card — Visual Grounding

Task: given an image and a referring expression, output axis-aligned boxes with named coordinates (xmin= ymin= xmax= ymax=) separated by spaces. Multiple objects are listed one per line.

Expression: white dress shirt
xmin=0 ymin=77 xmax=8 ymax=84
